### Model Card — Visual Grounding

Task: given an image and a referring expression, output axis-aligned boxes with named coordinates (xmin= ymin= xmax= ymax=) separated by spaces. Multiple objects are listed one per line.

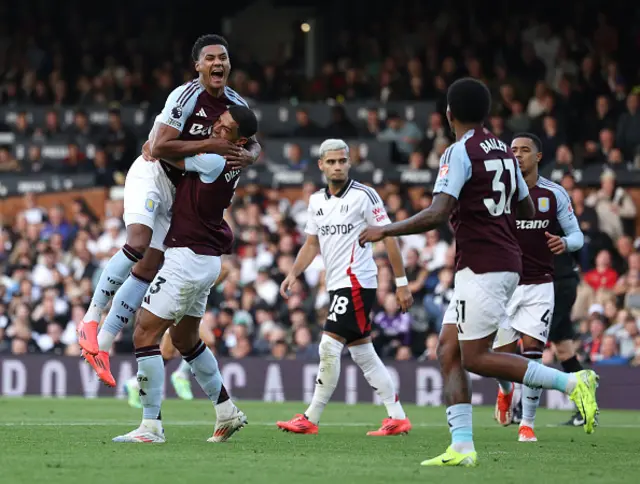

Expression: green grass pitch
xmin=0 ymin=398 xmax=638 ymax=484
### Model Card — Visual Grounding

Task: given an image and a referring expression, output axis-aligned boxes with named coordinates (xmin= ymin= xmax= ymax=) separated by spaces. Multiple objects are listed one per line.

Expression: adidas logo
xmin=196 ymin=107 xmax=207 ymax=117
xmin=316 ymin=208 xmax=323 ymax=216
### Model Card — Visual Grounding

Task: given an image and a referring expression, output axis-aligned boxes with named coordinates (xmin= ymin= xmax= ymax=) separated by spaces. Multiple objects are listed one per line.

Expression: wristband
xmin=395 ymin=276 xmax=409 ymax=287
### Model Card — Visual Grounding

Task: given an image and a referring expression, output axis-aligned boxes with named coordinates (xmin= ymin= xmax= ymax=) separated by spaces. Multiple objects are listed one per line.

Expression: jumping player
xmin=359 ymin=78 xmax=599 ymax=467
xmin=492 ymin=133 xmax=584 ymax=442
xmin=113 ymin=105 xmax=259 ymax=443
xmin=276 ymin=139 xmax=414 ymax=436
xmin=78 ymin=34 xmax=260 ymax=387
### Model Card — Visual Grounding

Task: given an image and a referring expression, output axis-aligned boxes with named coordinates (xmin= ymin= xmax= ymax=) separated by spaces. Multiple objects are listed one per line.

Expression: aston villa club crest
xmin=538 ymin=197 xmax=550 ymax=213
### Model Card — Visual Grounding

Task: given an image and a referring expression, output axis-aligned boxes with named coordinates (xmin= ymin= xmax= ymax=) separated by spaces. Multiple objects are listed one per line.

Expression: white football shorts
xmin=493 ymin=282 xmax=555 ymax=348
xmin=123 ymin=156 xmax=176 ymax=251
xmin=442 ymin=267 xmax=520 ymax=341
xmin=142 ymin=247 xmax=221 ymax=323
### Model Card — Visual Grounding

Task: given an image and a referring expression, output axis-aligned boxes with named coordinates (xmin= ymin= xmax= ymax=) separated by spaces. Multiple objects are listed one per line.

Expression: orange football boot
xmin=518 ymin=425 xmax=538 ymax=442
xmin=82 ymin=350 xmax=116 ymax=387
xmin=276 ymin=414 xmax=319 ymax=434
xmin=367 ymin=417 xmax=412 ymax=436
xmin=494 ymin=385 xmax=514 ymax=426
xmin=78 ymin=320 xmax=99 ymax=355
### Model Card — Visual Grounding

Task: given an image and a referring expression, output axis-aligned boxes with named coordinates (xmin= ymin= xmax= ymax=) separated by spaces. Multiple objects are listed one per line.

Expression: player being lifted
xmin=113 ymin=105 xmax=259 ymax=443
xmin=360 ymin=78 xmax=599 ymax=467
xmin=492 ymin=133 xmax=584 ymax=442
xmin=77 ymin=34 xmax=259 ymax=390
xmin=276 ymin=139 xmax=414 ymax=436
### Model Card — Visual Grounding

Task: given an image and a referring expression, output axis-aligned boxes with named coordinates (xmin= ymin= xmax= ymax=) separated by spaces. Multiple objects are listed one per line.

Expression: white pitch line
xmin=0 ymin=421 xmax=637 ymax=428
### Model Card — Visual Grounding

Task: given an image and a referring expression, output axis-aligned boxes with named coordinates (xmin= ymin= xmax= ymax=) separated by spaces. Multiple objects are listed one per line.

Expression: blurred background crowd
xmin=1 ymin=0 xmax=640 ymax=366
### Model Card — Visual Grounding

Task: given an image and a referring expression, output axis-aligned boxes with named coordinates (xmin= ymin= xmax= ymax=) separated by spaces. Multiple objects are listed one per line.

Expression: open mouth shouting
xmin=211 ymin=68 xmax=225 ymax=82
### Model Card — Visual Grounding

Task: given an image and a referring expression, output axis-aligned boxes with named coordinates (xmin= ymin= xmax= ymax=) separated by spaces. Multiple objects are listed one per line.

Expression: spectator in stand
xmin=584 ymin=250 xmax=619 ymax=291
xmin=372 ymin=292 xmax=412 ymax=358
xmin=616 ymin=93 xmax=640 ymax=160
xmin=101 ymin=108 xmax=137 ymax=173
xmin=0 ymin=146 xmax=20 ymax=172
xmin=324 ymin=105 xmax=358 ymax=139
xmin=586 ymin=170 xmax=636 ymax=240
xmin=377 ymin=111 xmax=422 ymax=163
xmin=284 ymin=143 xmax=309 ymax=171
xmin=359 ymin=108 xmax=385 ymax=138
xmin=292 ymin=109 xmax=324 ymax=138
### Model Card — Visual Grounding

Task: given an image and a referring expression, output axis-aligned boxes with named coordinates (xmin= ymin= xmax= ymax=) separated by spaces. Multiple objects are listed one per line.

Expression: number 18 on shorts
xmin=323 ymin=287 xmax=376 ymax=344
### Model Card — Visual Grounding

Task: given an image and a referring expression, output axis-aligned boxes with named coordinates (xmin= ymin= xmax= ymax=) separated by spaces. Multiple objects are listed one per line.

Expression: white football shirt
xmin=305 ymin=179 xmax=391 ymax=291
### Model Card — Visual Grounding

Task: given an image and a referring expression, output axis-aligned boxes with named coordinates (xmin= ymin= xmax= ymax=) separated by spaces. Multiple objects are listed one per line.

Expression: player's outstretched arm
xmin=359 ymin=193 xmax=456 ymax=244
xmin=383 ymin=237 xmax=414 ymax=312
xmin=280 ymin=235 xmax=319 ymax=298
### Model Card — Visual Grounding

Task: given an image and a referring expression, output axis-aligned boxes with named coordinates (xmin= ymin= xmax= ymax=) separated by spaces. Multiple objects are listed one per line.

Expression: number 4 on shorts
xmin=541 ymin=309 xmax=551 ymax=326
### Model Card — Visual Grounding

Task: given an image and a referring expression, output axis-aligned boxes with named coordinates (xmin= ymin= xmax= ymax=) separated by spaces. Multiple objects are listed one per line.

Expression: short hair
xmin=319 ymin=139 xmax=349 ymax=159
xmin=513 ymin=132 xmax=543 ymax=153
xmin=192 ymin=34 xmax=229 ymax=61
xmin=447 ymin=77 xmax=492 ymax=124
xmin=228 ymin=105 xmax=258 ymax=139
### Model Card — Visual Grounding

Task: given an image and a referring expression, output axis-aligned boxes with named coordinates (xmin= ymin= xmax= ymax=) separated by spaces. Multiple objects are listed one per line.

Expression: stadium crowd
xmin=1 ymin=2 xmax=640 ymax=365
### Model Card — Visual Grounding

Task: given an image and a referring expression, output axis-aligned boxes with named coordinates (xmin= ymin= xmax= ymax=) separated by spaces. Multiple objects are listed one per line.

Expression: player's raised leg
xmin=83 ymin=247 xmax=163 ymax=387
xmin=78 ymin=224 xmax=149 ymax=355
xmin=421 ymin=320 xmax=477 ymax=467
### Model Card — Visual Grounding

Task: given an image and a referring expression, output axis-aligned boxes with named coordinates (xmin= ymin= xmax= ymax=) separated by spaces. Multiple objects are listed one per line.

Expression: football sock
xmin=305 ymin=334 xmax=343 ymax=424
xmin=135 ymin=345 xmax=164 ymax=422
xmin=175 ymin=359 xmax=192 ymax=378
xmin=98 ymin=272 xmax=150 ymax=352
xmin=349 ymin=342 xmax=406 ymax=419
xmin=561 ymin=355 xmax=583 ymax=373
xmin=523 ymin=360 xmax=577 ymax=394
xmin=215 ymin=385 xmax=235 ymax=420
xmin=520 ymin=357 xmax=543 ymax=428
xmin=182 ymin=340 xmax=222 ymax=404
xmin=447 ymin=404 xmax=475 ymax=453
xmin=85 ymin=245 xmax=142 ymax=322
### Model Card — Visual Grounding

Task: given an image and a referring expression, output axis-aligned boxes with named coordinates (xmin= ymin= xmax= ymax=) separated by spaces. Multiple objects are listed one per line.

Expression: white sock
xmin=521 ymin=358 xmax=543 ymax=428
xmin=184 ymin=342 xmax=222 ymax=403
xmin=98 ymin=273 xmax=150 ymax=352
xmin=215 ymin=399 xmax=236 ymax=420
xmin=135 ymin=347 xmax=164 ymax=421
xmin=304 ymin=334 xmax=343 ymax=424
xmin=349 ymin=342 xmax=406 ymax=419
xmin=174 ymin=359 xmax=192 ymax=378
xmin=86 ymin=247 xmax=140 ymax=321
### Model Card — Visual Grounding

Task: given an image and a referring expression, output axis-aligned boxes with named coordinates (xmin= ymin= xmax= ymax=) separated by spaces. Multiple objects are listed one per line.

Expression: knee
xmin=437 ymin=330 xmax=460 ymax=370
xmin=319 ymin=335 xmax=343 ymax=361
xmin=126 ymin=224 xmax=153 ymax=255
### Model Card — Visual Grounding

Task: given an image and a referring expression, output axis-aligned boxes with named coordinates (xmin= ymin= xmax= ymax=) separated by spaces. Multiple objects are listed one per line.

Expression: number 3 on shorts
xmin=149 ymin=276 xmax=167 ymax=295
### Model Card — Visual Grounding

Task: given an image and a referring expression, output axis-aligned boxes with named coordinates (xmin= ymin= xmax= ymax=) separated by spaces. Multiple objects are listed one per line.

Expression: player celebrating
xmin=492 ymin=133 xmax=584 ymax=441
xmin=276 ymin=139 xmax=414 ymax=436
xmin=359 ymin=78 xmax=599 ymax=467
xmin=113 ymin=105 xmax=259 ymax=444
xmin=123 ymin=261 xmax=231 ymax=408
xmin=78 ymin=34 xmax=260 ymax=388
